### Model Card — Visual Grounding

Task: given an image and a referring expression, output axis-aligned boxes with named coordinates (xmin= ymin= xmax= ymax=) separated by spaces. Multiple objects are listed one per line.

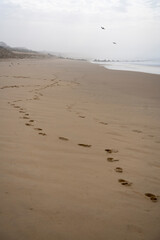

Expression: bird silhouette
xmin=113 ymin=42 xmax=116 ymax=44
xmin=101 ymin=26 xmax=105 ymax=30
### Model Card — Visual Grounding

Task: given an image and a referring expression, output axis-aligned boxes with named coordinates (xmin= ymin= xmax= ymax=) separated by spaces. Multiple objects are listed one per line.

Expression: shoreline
xmin=91 ymin=60 xmax=160 ymax=75
xmin=0 ymin=58 xmax=160 ymax=240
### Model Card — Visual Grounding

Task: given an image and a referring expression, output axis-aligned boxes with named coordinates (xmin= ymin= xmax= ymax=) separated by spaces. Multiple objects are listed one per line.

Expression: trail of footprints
xmin=10 ymin=96 xmax=158 ymax=203
xmin=58 ymin=136 xmax=159 ymax=203
xmin=105 ymin=147 xmax=159 ymax=201
xmin=6 ymin=75 xmax=62 ymax=136
xmin=7 ymin=79 xmax=81 ymax=137
xmin=6 ymin=75 xmax=82 ymax=138
xmin=8 ymin=102 xmax=47 ymax=137
xmin=68 ymin=108 xmax=159 ymax=201
xmin=5 ymin=75 xmax=158 ymax=203
xmin=66 ymin=102 xmax=159 ymax=143
xmin=105 ymin=148 xmax=133 ymax=187
xmin=7 ymin=94 xmax=160 ymax=202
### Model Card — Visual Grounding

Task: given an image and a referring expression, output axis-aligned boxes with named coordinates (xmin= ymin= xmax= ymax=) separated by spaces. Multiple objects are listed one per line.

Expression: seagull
xmin=113 ymin=42 xmax=117 ymax=44
xmin=101 ymin=26 xmax=105 ymax=30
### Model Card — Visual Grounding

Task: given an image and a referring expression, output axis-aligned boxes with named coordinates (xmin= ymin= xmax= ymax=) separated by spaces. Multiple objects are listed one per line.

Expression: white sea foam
xmin=91 ymin=61 xmax=160 ymax=75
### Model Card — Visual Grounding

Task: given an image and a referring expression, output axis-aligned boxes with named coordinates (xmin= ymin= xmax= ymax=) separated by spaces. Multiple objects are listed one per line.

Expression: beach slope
xmin=0 ymin=58 xmax=160 ymax=240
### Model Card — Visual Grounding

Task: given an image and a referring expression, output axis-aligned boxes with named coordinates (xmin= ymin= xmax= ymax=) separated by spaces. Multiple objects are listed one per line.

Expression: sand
xmin=0 ymin=58 xmax=160 ymax=240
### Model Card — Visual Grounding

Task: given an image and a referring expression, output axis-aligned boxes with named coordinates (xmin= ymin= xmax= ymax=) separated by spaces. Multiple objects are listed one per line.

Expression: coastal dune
xmin=0 ymin=58 xmax=160 ymax=240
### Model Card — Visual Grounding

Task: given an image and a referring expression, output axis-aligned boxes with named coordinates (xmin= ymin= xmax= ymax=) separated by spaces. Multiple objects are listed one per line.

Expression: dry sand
xmin=0 ymin=58 xmax=160 ymax=240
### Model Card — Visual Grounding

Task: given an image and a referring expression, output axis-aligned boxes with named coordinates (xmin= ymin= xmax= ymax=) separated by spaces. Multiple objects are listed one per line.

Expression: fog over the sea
xmin=0 ymin=0 xmax=160 ymax=60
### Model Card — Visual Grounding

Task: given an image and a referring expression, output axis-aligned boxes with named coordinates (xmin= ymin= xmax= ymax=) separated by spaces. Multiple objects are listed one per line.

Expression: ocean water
xmin=91 ymin=60 xmax=160 ymax=75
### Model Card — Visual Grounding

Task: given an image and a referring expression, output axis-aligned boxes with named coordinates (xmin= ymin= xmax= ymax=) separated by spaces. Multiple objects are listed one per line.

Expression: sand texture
xmin=0 ymin=58 xmax=160 ymax=240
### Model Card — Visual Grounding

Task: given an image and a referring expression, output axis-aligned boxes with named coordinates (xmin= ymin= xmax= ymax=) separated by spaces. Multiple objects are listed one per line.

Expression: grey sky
xmin=0 ymin=0 xmax=160 ymax=60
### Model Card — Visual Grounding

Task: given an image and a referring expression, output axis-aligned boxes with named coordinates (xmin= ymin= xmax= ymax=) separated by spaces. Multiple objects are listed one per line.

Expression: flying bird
xmin=113 ymin=42 xmax=117 ymax=44
xmin=101 ymin=26 xmax=105 ymax=30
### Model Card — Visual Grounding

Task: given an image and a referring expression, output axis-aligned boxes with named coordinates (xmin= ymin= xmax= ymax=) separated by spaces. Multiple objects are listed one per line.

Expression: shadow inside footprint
xmin=59 ymin=137 xmax=69 ymax=141
xmin=78 ymin=143 xmax=92 ymax=148
xmin=39 ymin=132 xmax=47 ymax=136
xmin=115 ymin=167 xmax=123 ymax=173
xmin=107 ymin=158 xmax=119 ymax=162
xmin=23 ymin=116 xmax=29 ymax=119
xmin=34 ymin=128 xmax=42 ymax=131
xmin=133 ymin=130 xmax=142 ymax=133
xmin=99 ymin=122 xmax=108 ymax=125
xmin=145 ymin=193 xmax=158 ymax=202
xmin=25 ymin=123 xmax=33 ymax=126
xmin=105 ymin=149 xmax=118 ymax=153
xmin=118 ymin=179 xmax=132 ymax=186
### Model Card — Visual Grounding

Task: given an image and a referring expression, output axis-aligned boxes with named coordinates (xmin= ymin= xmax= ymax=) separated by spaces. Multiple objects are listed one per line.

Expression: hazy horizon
xmin=0 ymin=0 xmax=160 ymax=60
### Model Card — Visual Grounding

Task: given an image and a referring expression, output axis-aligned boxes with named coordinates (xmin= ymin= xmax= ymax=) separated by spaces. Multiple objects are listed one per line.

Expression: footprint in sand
xmin=19 ymin=110 xmax=25 ymax=113
xmin=33 ymin=96 xmax=39 ymax=100
xmin=118 ymin=179 xmax=132 ymax=186
xmin=78 ymin=143 xmax=92 ymax=148
xmin=148 ymin=135 xmax=154 ymax=138
xmin=29 ymin=120 xmax=34 ymax=123
xmin=34 ymin=128 xmax=43 ymax=131
xmin=12 ymin=100 xmax=20 ymax=103
xmin=26 ymin=99 xmax=33 ymax=101
xmin=105 ymin=149 xmax=118 ymax=153
xmin=99 ymin=122 xmax=108 ymax=125
xmin=79 ymin=116 xmax=86 ymax=118
xmin=25 ymin=123 xmax=33 ymax=126
xmin=107 ymin=157 xmax=119 ymax=162
xmin=133 ymin=130 xmax=142 ymax=133
xmin=115 ymin=167 xmax=123 ymax=173
xmin=145 ymin=193 xmax=158 ymax=202
xmin=23 ymin=116 xmax=30 ymax=119
xmin=39 ymin=132 xmax=47 ymax=136
xmin=59 ymin=137 xmax=69 ymax=141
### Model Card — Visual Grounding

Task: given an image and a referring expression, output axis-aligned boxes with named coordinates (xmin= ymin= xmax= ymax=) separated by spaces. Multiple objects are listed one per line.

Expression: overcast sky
xmin=0 ymin=0 xmax=160 ymax=60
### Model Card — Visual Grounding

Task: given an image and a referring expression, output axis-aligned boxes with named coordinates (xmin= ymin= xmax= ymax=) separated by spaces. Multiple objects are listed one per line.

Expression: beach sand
xmin=0 ymin=58 xmax=160 ymax=240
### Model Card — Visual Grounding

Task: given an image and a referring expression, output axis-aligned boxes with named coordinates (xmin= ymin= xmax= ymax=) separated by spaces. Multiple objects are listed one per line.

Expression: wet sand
xmin=0 ymin=58 xmax=160 ymax=240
